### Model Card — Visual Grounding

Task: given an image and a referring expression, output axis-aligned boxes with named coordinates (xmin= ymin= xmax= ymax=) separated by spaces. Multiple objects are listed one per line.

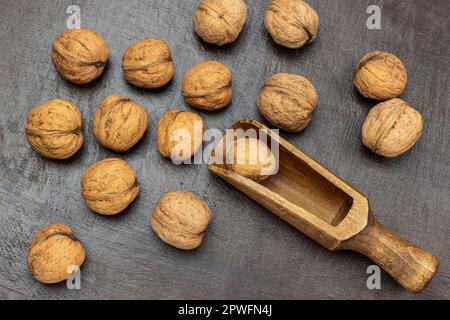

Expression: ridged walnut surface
xmin=81 ymin=158 xmax=140 ymax=215
xmin=27 ymin=224 xmax=85 ymax=284
xmin=25 ymin=99 xmax=83 ymax=159
xmin=193 ymin=0 xmax=247 ymax=46
xmin=93 ymin=94 xmax=148 ymax=152
xmin=150 ymin=190 xmax=212 ymax=250
xmin=156 ymin=109 xmax=205 ymax=161
xmin=354 ymin=51 xmax=408 ymax=100
xmin=226 ymin=137 xmax=277 ymax=182
xmin=362 ymin=98 xmax=423 ymax=158
xmin=182 ymin=60 xmax=232 ymax=111
xmin=257 ymin=73 xmax=318 ymax=132
xmin=122 ymin=38 xmax=174 ymax=89
xmin=52 ymin=28 xmax=109 ymax=84
xmin=264 ymin=0 xmax=319 ymax=49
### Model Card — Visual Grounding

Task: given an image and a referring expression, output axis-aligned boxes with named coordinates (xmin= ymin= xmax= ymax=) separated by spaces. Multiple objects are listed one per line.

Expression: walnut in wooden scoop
xmin=208 ymin=120 xmax=438 ymax=293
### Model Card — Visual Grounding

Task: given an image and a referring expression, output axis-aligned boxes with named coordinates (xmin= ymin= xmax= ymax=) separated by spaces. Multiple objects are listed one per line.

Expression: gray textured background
xmin=0 ymin=0 xmax=449 ymax=300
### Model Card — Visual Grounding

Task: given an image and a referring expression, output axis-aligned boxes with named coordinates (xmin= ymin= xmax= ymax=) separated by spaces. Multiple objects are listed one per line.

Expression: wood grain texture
xmin=0 ymin=0 xmax=449 ymax=299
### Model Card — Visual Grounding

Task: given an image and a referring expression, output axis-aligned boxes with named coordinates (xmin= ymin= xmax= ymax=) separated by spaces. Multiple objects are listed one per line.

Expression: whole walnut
xmin=27 ymin=224 xmax=85 ymax=284
xmin=354 ymin=51 xmax=408 ymax=100
xmin=362 ymin=99 xmax=423 ymax=158
xmin=25 ymin=99 xmax=83 ymax=159
xmin=193 ymin=0 xmax=247 ymax=46
xmin=264 ymin=0 xmax=319 ymax=49
xmin=52 ymin=28 xmax=109 ymax=84
xmin=81 ymin=158 xmax=140 ymax=215
xmin=150 ymin=190 xmax=212 ymax=250
xmin=156 ymin=109 xmax=205 ymax=161
xmin=93 ymin=94 xmax=148 ymax=152
xmin=227 ymin=137 xmax=277 ymax=181
xmin=182 ymin=60 xmax=232 ymax=110
xmin=257 ymin=73 xmax=318 ymax=132
xmin=122 ymin=38 xmax=174 ymax=89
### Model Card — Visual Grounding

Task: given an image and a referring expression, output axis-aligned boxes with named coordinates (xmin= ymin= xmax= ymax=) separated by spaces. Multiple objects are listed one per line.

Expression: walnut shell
xmin=122 ymin=38 xmax=174 ymax=89
xmin=156 ymin=109 xmax=205 ymax=161
xmin=264 ymin=0 xmax=319 ymax=49
xmin=227 ymin=137 xmax=277 ymax=181
xmin=52 ymin=28 xmax=109 ymax=84
xmin=193 ymin=0 xmax=247 ymax=46
xmin=257 ymin=73 xmax=318 ymax=132
xmin=354 ymin=51 xmax=408 ymax=100
xmin=182 ymin=60 xmax=232 ymax=110
xmin=81 ymin=158 xmax=140 ymax=215
xmin=25 ymin=99 xmax=83 ymax=159
xmin=93 ymin=94 xmax=148 ymax=152
xmin=150 ymin=190 xmax=212 ymax=250
xmin=27 ymin=224 xmax=85 ymax=284
xmin=362 ymin=99 xmax=423 ymax=158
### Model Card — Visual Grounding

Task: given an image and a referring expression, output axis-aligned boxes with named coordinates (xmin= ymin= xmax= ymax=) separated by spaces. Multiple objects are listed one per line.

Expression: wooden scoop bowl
xmin=208 ymin=120 xmax=438 ymax=293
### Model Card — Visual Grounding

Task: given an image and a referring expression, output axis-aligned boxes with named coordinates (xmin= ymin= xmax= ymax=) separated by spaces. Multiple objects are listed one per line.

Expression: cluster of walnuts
xmin=25 ymin=0 xmax=426 ymax=285
xmin=354 ymin=51 xmax=424 ymax=158
xmin=193 ymin=0 xmax=319 ymax=49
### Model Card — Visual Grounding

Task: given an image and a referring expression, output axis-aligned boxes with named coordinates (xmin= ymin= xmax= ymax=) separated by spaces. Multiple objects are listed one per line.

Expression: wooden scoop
xmin=208 ymin=120 xmax=438 ymax=293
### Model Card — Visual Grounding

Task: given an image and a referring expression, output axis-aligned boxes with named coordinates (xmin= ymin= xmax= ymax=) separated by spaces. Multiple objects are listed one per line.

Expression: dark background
xmin=0 ymin=0 xmax=449 ymax=299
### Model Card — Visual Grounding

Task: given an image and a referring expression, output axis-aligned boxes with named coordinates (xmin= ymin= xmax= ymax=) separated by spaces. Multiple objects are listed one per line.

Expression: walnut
xmin=264 ymin=0 xmax=319 ymax=49
xmin=122 ymin=38 xmax=174 ymax=89
xmin=93 ymin=94 xmax=148 ymax=152
xmin=156 ymin=109 xmax=205 ymax=161
xmin=362 ymin=99 xmax=423 ymax=158
xmin=257 ymin=73 xmax=318 ymax=132
xmin=354 ymin=51 xmax=408 ymax=100
xmin=25 ymin=99 xmax=83 ymax=159
xmin=81 ymin=158 xmax=140 ymax=215
xmin=193 ymin=0 xmax=247 ymax=46
xmin=150 ymin=190 xmax=212 ymax=250
xmin=27 ymin=224 xmax=85 ymax=284
xmin=226 ymin=137 xmax=277 ymax=181
xmin=52 ymin=28 xmax=109 ymax=84
xmin=182 ymin=60 xmax=232 ymax=111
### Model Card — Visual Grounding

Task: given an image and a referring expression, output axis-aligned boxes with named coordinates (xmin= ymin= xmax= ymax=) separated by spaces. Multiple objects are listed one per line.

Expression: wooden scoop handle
xmin=342 ymin=213 xmax=438 ymax=293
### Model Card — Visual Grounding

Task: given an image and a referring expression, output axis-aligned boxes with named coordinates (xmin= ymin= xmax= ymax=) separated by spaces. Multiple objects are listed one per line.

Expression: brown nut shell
xmin=227 ymin=137 xmax=277 ymax=181
xmin=264 ymin=0 xmax=319 ymax=49
xmin=52 ymin=28 xmax=109 ymax=84
xmin=193 ymin=0 xmax=247 ymax=46
xmin=122 ymin=38 xmax=174 ymax=89
xmin=150 ymin=190 xmax=212 ymax=250
xmin=27 ymin=224 xmax=85 ymax=284
xmin=362 ymin=98 xmax=423 ymax=158
xmin=257 ymin=73 xmax=318 ymax=132
xmin=354 ymin=51 xmax=408 ymax=100
xmin=25 ymin=99 xmax=83 ymax=159
xmin=81 ymin=158 xmax=140 ymax=215
xmin=93 ymin=94 xmax=148 ymax=152
xmin=156 ymin=109 xmax=205 ymax=161
xmin=182 ymin=60 xmax=232 ymax=110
